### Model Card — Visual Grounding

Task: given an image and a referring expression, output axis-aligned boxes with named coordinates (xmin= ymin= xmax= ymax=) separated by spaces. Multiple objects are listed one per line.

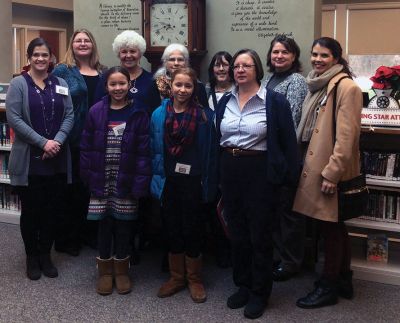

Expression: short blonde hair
xmin=112 ymin=30 xmax=146 ymax=56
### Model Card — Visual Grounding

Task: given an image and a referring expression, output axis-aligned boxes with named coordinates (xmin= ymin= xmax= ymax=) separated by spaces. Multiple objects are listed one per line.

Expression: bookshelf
xmin=0 ymin=106 xmax=20 ymax=225
xmin=345 ymin=126 xmax=400 ymax=285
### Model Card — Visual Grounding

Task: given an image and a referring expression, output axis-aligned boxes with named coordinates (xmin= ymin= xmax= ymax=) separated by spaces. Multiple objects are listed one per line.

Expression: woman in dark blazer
xmin=215 ymin=48 xmax=299 ymax=319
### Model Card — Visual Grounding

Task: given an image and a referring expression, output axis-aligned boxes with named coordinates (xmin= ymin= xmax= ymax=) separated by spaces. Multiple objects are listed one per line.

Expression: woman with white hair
xmin=147 ymin=43 xmax=208 ymax=112
xmin=94 ymin=30 xmax=153 ymax=104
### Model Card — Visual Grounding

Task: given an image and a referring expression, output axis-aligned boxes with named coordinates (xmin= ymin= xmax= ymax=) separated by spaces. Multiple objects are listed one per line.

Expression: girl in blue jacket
xmin=151 ymin=67 xmax=217 ymax=303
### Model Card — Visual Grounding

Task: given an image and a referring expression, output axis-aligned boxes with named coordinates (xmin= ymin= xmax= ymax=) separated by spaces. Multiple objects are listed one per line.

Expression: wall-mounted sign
xmin=362 ymin=89 xmax=400 ymax=127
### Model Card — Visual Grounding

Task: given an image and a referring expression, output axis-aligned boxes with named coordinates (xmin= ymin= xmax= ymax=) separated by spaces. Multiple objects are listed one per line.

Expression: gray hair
xmin=161 ymin=43 xmax=189 ymax=66
xmin=112 ymin=30 xmax=146 ymax=56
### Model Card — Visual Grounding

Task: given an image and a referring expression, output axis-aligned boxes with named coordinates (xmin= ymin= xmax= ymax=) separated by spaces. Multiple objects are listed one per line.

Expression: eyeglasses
xmin=31 ymin=53 xmax=50 ymax=58
xmin=73 ymin=39 xmax=92 ymax=44
xmin=214 ymin=63 xmax=230 ymax=69
xmin=167 ymin=57 xmax=185 ymax=63
xmin=232 ymin=64 xmax=256 ymax=71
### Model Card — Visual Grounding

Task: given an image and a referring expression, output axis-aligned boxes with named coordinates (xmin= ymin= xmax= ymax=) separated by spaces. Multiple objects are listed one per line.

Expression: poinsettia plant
xmin=370 ymin=65 xmax=400 ymax=90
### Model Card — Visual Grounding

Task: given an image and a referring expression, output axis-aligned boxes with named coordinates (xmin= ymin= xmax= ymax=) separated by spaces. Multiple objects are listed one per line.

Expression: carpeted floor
xmin=0 ymin=222 xmax=398 ymax=323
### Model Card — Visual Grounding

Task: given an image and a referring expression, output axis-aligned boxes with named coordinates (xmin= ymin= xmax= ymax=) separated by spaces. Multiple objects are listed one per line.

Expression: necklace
xmin=31 ymin=75 xmax=55 ymax=136
xmin=129 ymin=68 xmax=142 ymax=94
xmin=130 ymin=78 xmax=138 ymax=94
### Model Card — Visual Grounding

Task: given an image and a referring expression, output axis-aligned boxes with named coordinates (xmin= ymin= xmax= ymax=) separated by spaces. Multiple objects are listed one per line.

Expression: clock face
xmin=150 ymin=3 xmax=188 ymax=47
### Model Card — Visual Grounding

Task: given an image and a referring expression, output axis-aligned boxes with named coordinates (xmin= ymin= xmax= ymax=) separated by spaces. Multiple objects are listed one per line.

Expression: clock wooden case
xmin=141 ymin=0 xmax=206 ymax=73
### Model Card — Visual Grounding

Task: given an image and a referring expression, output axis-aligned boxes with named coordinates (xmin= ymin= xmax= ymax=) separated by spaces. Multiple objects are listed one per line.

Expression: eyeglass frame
xmin=232 ymin=64 xmax=256 ymax=71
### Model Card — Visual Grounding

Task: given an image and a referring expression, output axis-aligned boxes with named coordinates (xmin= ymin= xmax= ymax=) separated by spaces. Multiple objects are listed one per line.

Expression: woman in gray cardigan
xmin=6 ymin=38 xmax=73 ymax=280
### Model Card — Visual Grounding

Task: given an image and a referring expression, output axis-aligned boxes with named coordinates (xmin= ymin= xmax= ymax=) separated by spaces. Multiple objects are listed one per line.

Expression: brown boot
xmin=96 ymin=257 xmax=113 ymax=295
xmin=186 ymin=255 xmax=207 ymax=303
xmin=157 ymin=253 xmax=186 ymax=298
xmin=114 ymin=256 xmax=132 ymax=294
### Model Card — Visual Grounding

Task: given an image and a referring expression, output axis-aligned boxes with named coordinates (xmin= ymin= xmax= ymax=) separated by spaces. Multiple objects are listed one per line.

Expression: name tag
xmin=55 ymin=85 xmax=69 ymax=96
xmin=175 ymin=163 xmax=191 ymax=175
xmin=113 ymin=123 xmax=126 ymax=136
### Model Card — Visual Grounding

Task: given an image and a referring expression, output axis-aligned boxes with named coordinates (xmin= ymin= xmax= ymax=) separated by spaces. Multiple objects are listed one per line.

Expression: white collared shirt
xmin=220 ymin=84 xmax=267 ymax=150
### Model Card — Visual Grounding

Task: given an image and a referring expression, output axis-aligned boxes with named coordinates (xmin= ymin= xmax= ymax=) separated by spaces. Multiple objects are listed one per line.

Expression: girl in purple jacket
xmin=80 ymin=66 xmax=151 ymax=296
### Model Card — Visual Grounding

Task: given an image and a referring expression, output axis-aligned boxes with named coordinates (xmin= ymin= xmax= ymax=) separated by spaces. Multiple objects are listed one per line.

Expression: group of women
xmin=5 ymin=26 xmax=362 ymax=320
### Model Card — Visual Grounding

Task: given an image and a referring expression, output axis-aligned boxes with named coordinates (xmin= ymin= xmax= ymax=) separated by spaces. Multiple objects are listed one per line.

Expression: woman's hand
xmin=42 ymin=140 xmax=61 ymax=159
xmin=321 ymin=178 xmax=337 ymax=195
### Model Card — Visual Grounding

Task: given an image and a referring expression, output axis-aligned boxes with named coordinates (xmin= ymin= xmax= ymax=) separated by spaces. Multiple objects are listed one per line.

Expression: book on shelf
xmin=0 ymin=184 xmax=21 ymax=212
xmin=0 ymin=83 xmax=9 ymax=107
xmin=362 ymin=151 xmax=400 ymax=181
xmin=0 ymin=122 xmax=14 ymax=147
xmin=360 ymin=189 xmax=400 ymax=224
xmin=367 ymin=233 xmax=388 ymax=263
xmin=0 ymin=154 xmax=9 ymax=179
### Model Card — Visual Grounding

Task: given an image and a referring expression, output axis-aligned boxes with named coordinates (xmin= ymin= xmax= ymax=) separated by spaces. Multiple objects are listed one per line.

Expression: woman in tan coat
xmin=293 ymin=37 xmax=362 ymax=309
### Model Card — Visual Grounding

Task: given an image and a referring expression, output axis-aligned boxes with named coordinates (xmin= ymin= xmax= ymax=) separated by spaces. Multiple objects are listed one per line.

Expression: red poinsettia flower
xmin=374 ymin=66 xmax=394 ymax=79
xmin=391 ymin=65 xmax=400 ymax=76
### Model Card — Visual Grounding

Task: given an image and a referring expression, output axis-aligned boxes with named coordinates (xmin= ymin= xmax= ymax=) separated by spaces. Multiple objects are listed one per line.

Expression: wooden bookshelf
xmin=347 ymin=126 xmax=400 ymax=285
xmin=351 ymin=257 xmax=400 ymax=286
xmin=346 ymin=219 xmax=400 ymax=233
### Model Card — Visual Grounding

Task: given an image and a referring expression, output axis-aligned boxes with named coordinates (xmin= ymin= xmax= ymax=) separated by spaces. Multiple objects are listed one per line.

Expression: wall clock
xmin=141 ymin=0 xmax=206 ymax=73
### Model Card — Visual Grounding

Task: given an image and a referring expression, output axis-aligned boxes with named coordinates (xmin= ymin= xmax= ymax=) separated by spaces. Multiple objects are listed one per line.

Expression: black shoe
xmin=55 ymin=245 xmax=80 ymax=257
xmin=338 ymin=271 xmax=354 ymax=299
xmin=39 ymin=254 xmax=58 ymax=278
xmin=26 ymin=256 xmax=41 ymax=280
xmin=227 ymin=287 xmax=249 ymax=309
xmin=244 ymin=294 xmax=267 ymax=319
xmin=272 ymin=265 xmax=297 ymax=282
xmin=296 ymin=279 xmax=338 ymax=309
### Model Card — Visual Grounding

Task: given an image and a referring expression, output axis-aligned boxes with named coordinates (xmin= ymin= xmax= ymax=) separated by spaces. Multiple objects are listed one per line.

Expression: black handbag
xmin=332 ymin=76 xmax=369 ymax=221
xmin=337 ymin=174 xmax=368 ymax=221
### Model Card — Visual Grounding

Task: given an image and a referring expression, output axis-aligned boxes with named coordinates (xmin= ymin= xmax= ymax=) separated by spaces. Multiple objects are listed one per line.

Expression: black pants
xmin=17 ymin=174 xmax=67 ymax=256
xmin=220 ymin=151 xmax=275 ymax=298
xmin=272 ymin=185 xmax=306 ymax=272
xmin=97 ymin=216 xmax=132 ymax=259
xmin=320 ymin=220 xmax=351 ymax=281
xmin=162 ymin=175 xmax=203 ymax=258
xmin=55 ymin=147 xmax=92 ymax=250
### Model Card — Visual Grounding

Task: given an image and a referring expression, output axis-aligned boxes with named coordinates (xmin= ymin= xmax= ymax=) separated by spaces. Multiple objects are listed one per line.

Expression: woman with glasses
xmin=94 ymin=30 xmax=153 ymax=106
xmin=203 ymin=51 xmax=234 ymax=269
xmin=265 ymin=35 xmax=308 ymax=282
xmin=6 ymin=37 xmax=73 ymax=280
xmin=215 ymin=49 xmax=298 ymax=319
xmin=206 ymin=51 xmax=234 ymax=111
xmin=52 ymin=28 xmax=105 ymax=256
xmin=147 ymin=43 xmax=208 ymax=112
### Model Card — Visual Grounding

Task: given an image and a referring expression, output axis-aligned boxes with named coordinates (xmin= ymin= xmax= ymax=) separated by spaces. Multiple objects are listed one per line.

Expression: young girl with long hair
xmin=80 ymin=66 xmax=151 ymax=295
xmin=151 ymin=67 xmax=217 ymax=303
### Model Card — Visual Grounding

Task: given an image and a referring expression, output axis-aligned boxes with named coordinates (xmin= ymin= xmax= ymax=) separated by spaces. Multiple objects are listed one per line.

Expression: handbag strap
xmin=331 ymin=75 xmax=351 ymax=141
xmin=331 ymin=75 xmax=366 ymax=174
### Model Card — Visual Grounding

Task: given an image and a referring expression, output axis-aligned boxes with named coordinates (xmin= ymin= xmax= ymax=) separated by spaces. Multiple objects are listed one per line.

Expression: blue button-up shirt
xmin=220 ymin=85 xmax=267 ymax=151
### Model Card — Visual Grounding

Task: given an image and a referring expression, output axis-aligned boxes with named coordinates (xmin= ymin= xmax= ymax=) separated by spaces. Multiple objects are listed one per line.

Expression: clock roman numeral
xmin=179 ymin=31 xmax=184 ymax=36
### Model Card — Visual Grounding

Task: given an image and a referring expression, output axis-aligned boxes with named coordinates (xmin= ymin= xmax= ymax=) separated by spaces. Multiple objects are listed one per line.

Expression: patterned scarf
xmin=156 ymin=75 xmax=172 ymax=99
xmin=164 ymin=99 xmax=199 ymax=157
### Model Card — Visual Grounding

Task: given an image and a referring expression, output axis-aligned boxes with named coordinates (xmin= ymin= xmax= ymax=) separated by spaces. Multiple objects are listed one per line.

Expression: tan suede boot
xmin=186 ymin=255 xmax=207 ymax=303
xmin=96 ymin=257 xmax=113 ymax=295
xmin=114 ymin=256 xmax=132 ymax=294
xmin=157 ymin=253 xmax=186 ymax=298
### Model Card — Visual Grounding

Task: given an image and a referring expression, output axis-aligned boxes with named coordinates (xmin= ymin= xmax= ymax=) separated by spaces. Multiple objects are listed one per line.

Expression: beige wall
xmin=13 ymin=3 xmax=73 ymax=39
xmin=322 ymin=2 xmax=400 ymax=55
xmin=12 ymin=0 xmax=72 ymax=11
xmin=74 ymin=0 xmax=321 ymax=81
